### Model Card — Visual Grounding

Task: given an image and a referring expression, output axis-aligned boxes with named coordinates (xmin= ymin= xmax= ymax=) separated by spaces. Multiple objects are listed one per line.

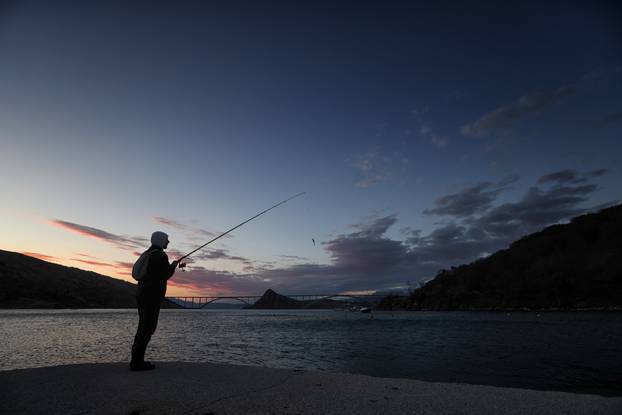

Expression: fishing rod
xmin=176 ymin=192 xmax=306 ymax=266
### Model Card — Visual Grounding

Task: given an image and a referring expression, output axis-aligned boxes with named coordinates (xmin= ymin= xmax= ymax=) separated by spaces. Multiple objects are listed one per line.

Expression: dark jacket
xmin=137 ymin=245 xmax=176 ymax=299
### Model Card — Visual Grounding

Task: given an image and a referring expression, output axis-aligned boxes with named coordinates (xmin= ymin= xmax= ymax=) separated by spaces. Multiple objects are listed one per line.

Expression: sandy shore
xmin=1 ymin=362 xmax=620 ymax=414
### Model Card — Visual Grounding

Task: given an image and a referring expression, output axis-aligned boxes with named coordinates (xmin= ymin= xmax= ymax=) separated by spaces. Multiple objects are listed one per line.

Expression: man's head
xmin=151 ymin=231 xmax=170 ymax=249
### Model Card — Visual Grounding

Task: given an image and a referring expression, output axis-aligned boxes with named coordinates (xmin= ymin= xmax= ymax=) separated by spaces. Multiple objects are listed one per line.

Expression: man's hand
xmin=171 ymin=260 xmax=180 ymax=269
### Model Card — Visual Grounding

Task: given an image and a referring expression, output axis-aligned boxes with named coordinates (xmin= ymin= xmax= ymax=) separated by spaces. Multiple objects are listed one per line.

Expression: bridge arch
xmin=199 ymin=297 xmax=253 ymax=308
xmin=302 ymin=294 xmax=377 ymax=308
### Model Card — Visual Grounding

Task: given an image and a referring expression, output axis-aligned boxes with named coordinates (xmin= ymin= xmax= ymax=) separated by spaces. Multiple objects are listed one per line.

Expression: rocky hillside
xmin=384 ymin=204 xmax=622 ymax=311
xmin=0 ymin=250 xmax=179 ymax=308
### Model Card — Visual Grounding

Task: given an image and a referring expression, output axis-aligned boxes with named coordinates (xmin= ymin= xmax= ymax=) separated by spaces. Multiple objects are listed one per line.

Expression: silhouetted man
xmin=130 ymin=231 xmax=179 ymax=371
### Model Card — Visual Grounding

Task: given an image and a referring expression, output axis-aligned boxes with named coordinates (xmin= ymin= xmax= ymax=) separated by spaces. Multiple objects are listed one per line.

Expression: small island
xmin=250 ymin=288 xmax=368 ymax=309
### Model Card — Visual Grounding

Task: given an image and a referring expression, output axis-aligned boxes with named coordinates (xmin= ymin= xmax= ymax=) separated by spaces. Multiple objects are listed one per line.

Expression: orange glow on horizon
xmin=71 ymin=258 xmax=116 ymax=267
xmin=22 ymin=251 xmax=61 ymax=263
xmin=17 ymin=248 xmax=231 ymax=297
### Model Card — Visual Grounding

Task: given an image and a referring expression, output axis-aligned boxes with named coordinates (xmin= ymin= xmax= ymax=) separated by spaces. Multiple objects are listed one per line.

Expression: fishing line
xmin=177 ymin=192 xmax=306 ymax=266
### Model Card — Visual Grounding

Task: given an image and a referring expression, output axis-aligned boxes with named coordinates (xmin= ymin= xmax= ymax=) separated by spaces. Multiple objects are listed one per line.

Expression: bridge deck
xmin=167 ymin=294 xmax=386 ymax=309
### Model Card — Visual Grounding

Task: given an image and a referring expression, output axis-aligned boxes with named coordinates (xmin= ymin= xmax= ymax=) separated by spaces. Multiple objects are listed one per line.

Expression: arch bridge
xmin=166 ymin=294 xmax=385 ymax=309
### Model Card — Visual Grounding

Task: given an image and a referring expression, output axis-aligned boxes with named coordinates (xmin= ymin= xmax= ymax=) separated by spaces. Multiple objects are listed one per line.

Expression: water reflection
xmin=1 ymin=309 xmax=621 ymax=395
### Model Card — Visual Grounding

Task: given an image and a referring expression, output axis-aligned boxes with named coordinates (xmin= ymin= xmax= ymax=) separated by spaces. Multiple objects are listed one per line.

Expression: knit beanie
xmin=151 ymin=231 xmax=169 ymax=248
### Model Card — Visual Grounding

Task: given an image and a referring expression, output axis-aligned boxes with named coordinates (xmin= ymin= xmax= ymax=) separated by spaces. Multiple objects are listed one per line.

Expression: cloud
xmin=49 ymin=219 xmax=147 ymax=251
xmin=153 ymin=217 xmax=188 ymax=230
xmin=407 ymin=169 xmax=612 ymax=268
xmin=260 ymin=215 xmax=416 ymax=293
xmin=168 ymin=214 xmax=418 ymax=294
xmin=411 ymin=108 xmax=449 ymax=149
xmin=75 ymin=253 xmax=97 ymax=259
xmin=71 ymin=258 xmax=116 ymax=267
xmin=357 ymin=175 xmax=386 ymax=188
xmin=348 ymin=214 xmax=398 ymax=238
xmin=24 ymin=251 xmax=135 ymax=276
xmin=430 ymin=135 xmax=448 ymax=149
xmin=423 ymin=177 xmax=516 ymax=218
xmin=154 ymin=216 xmax=223 ymax=239
xmin=22 ymin=251 xmax=61 ymax=262
xmin=587 ymin=168 xmax=610 ymax=178
xmin=467 ymin=170 xmax=610 ymax=239
xmin=188 ymin=248 xmax=253 ymax=266
xmin=350 ymin=149 xmax=390 ymax=188
xmin=349 ymin=148 xmax=408 ymax=188
xmin=595 ymin=111 xmax=622 ymax=128
xmin=165 ymin=168 xmax=612 ymax=295
xmin=462 ymin=85 xmax=575 ymax=137
xmin=323 ymin=217 xmax=405 ymax=273
xmin=50 ymin=167 xmax=611 ymax=296
xmin=173 ymin=209 xmax=509 ymax=295
xmin=538 ymin=168 xmax=610 ymax=185
xmin=114 ymin=261 xmax=135 ymax=276
xmin=44 ymin=219 xmax=249 ymax=281
xmin=582 ymin=64 xmax=622 ymax=82
xmin=159 ymin=245 xmax=253 ymax=268
xmin=472 ymin=184 xmax=596 ymax=240
xmin=280 ymin=254 xmax=310 ymax=261
xmin=419 ymin=123 xmax=448 ymax=149
xmin=68 ymin=255 xmax=136 ymax=275
xmin=405 ymin=223 xmax=504 ymax=267
xmin=51 ymin=220 xmax=123 ymax=241
xmin=410 ymin=107 xmax=429 ymax=118
xmin=498 ymin=174 xmax=520 ymax=187
xmin=538 ymin=169 xmax=582 ymax=184
xmin=170 ymin=268 xmax=270 ymax=296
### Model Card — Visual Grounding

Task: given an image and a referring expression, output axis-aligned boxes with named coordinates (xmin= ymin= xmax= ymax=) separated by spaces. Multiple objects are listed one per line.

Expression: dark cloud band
xmin=462 ymin=85 xmax=575 ymax=137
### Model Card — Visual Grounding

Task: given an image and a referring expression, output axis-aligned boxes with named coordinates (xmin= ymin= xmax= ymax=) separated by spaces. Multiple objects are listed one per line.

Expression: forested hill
xmin=399 ymin=204 xmax=622 ymax=310
xmin=0 ymin=250 xmax=179 ymax=308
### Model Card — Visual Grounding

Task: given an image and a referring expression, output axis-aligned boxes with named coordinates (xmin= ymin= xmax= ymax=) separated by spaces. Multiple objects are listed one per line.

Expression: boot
xmin=130 ymin=361 xmax=156 ymax=371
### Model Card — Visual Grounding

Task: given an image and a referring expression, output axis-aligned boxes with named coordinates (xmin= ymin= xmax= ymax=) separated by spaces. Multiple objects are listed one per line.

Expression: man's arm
xmin=149 ymin=251 xmax=178 ymax=280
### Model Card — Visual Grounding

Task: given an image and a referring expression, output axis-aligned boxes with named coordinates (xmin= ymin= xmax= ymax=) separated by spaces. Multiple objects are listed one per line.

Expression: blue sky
xmin=1 ymin=1 xmax=620 ymax=296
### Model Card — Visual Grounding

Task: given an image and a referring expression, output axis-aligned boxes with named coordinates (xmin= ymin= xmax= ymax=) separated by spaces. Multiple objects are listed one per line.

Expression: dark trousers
xmin=131 ymin=295 xmax=161 ymax=364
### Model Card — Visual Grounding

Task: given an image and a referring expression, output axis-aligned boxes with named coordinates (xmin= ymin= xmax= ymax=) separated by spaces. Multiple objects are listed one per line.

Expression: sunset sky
xmin=1 ymin=1 xmax=620 ymax=296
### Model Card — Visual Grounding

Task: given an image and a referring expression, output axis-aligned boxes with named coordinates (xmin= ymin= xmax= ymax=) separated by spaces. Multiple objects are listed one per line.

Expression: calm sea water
xmin=1 ymin=309 xmax=620 ymax=396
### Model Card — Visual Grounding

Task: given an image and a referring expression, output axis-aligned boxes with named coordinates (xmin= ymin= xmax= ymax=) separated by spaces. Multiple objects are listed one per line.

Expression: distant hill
xmin=251 ymin=289 xmax=301 ymax=309
xmin=381 ymin=204 xmax=622 ymax=311
xmin=0 ymin=250 xmax=180 ymax=309
xmin=250 ymin=289 xmax=354 ymax=309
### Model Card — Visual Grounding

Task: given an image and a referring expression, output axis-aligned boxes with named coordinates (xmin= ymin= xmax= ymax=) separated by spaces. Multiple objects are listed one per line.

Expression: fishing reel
xmin=179 ymin=262 xmax=187 ymax=272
